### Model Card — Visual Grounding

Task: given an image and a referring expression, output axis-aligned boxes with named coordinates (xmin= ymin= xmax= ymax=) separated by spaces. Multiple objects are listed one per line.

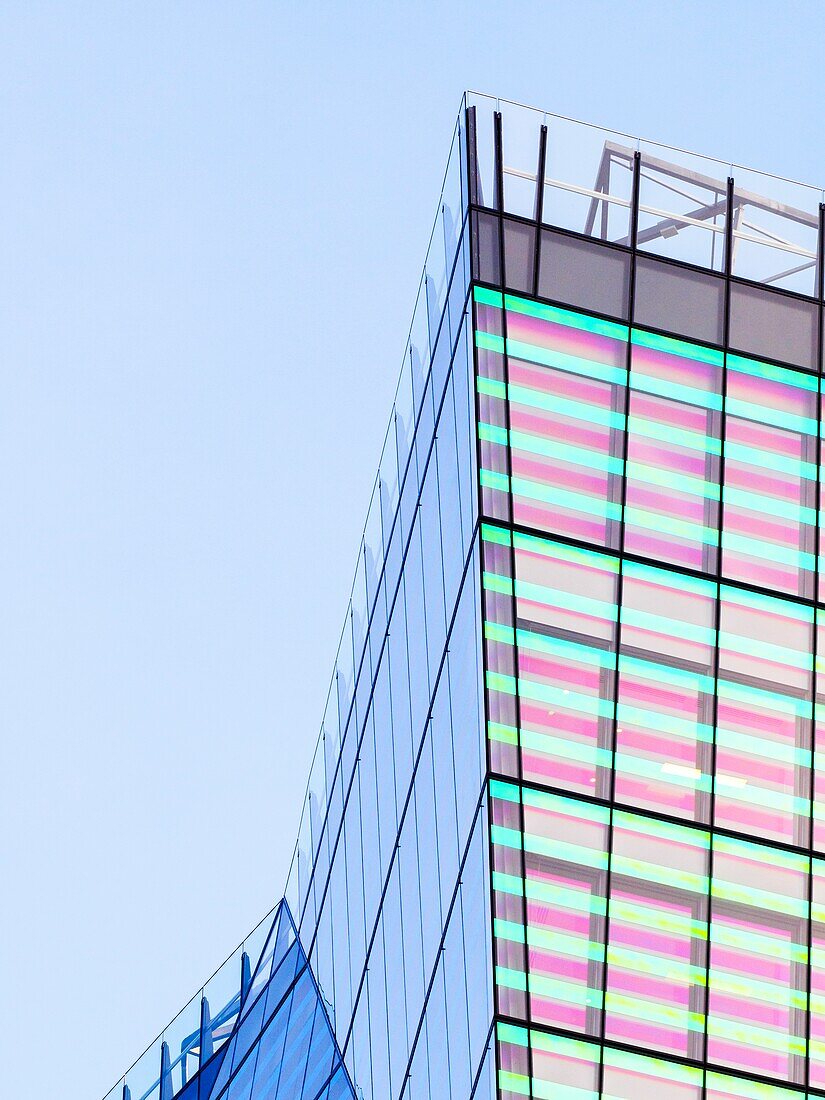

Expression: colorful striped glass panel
xmin=624 ymin=330 xmax=723 ymax=571
xmin=504 ymin=294 xmax=628 ymax=548
xmin=513 ymin=531 xmax=619 ymax=796
xmin=815 ymin=609 xmax=825 ymax=854
xmin=707 ymin=834 xmax=809 ymax=1082
xmin=614 ymin=560 xmax=716 ymax=821
xmin=716 ymin=586 xmax=813 ymax=845
xmin=522 ymin=787 xmax=609 ymax=1034
xmin=495 ymin=1021 xmax=532 ymax=1100
xmin=721 ymin=355 xmax=818 ymax=598
xmin=810 ymin=860 xmax=825 ymax=1089
xmin=502 ymin=1025 xmax=601 ymax=1100
xmin=474 ymin=286 xmax=510 ymax=524
xmin=601 ymin=1045 xmax=702 ymax=1099
xmin=604 ymin=812 xmax=709 ymax=1057
xmin=482 ymin=524 xmax=518 ymax=778
xmin=705 ymin=1071 xmax=802 ymax=1100
xmin=489 ymin=778 xmax=528 ymax=1020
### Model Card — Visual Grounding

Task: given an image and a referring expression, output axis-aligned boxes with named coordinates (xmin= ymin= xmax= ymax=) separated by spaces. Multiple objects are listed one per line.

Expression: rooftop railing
xmin=467 ymin=91 xmax=824 ymax=298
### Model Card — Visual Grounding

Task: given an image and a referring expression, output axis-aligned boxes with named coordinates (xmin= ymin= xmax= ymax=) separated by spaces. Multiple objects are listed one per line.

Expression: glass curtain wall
xmin=469 ymin=99 xmax=825 ymax=1100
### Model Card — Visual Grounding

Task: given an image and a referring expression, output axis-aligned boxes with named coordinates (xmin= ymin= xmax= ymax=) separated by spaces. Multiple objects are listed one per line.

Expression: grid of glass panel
xmin=475 ymin=267 xmax=825 ymax=1098
xmin=496 ymin=1022 xmax=825 ymax=1100
xmin=489 ymin=780 xmax=823 ymax=1087
xmin=482 ymin=525 xmax=821 ymax=847
xmin=475 ymin=286 xmax=823 ymax=601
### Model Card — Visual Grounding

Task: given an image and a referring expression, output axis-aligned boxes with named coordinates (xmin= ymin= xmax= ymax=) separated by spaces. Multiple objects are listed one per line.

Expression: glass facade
xmin=104 ymin=94 xmax=825 ymax=1100
xmin=473 ymin=93 xmax=825 ymax=1100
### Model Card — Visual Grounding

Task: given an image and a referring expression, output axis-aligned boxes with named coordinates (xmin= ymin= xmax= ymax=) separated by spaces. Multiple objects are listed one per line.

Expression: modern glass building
xmin=106 ymin=93 xmax=825 ymax=1100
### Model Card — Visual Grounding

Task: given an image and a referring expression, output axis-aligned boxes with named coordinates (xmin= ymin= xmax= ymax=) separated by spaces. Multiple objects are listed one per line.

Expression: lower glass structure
xmin=105 ymin=95 xmax=825 ymax=1100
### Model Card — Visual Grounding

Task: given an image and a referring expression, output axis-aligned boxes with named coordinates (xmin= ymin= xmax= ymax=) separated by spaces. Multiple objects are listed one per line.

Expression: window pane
xmin=489 ymin=779 xmax=527 ymax=1021
xmin=522 ymin=787 xmax=609 ymax=1034
xmin=474 ymin=286 xmax=509 ymax=524
xmin=816 ymin=609 xmax=825 ymax=853
xmin=605 ymin=812 xmax=709 ymax=1057
xmin=722 ymin=355 xmax=818 ymax=599
xmin=716 ymin=586 xmax=813 ymax=845
xmin=708 ymin=834 xmax=809 ymax=1082
xmin=481 ymin=525 xmax=518 ymax=779
xmin=615 ymin=560 xmax=716 ymax=821
xmin=527 ymin=1027 xmax=600 ymax=1100
xmin=601 ymin=1045 xmax=702 ymax=1099
xmin=495 ymin=1021 xmax=531 ymax=1100
xmin=504 ymin=293 xmax=628 ymax=548
xmin=624 ymin=329 xmax=722 ymax=571
xmin=705 ymin=1071 xmax=802 ymax=1100
xmin=514 ymin=532 xmax=619 ymax=796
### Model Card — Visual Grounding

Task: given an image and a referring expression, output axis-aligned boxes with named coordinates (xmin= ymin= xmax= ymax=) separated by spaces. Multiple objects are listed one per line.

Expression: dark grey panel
xmin=502 ymin=218 xmax=536 ymax=294
xmin=538 ymin=228 xmax=630 ymax=320
xmin=729 ymin=280 xmax=818 ymax=370
xmin=634 ymin=254 xmax=725 ymax=345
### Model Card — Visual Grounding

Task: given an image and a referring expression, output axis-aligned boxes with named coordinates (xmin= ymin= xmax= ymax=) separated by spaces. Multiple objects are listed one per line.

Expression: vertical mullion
xmin=596 ymin=149 xmax=640 ymax=1099
xmin=494 ymin=107 xmax=537 ymax=1100
xmin=804 ymin=201 xmax=825 ymax=1093
xmin=699 ymin=175 xmax=735 ymax=1097
xmin=470 ymin=102 xmax=517 ymax=1100
xmin=531 ymin=125 xmax=547 ymax=300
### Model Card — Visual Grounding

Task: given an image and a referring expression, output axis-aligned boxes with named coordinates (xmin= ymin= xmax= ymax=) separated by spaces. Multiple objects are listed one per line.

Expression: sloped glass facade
xmin=105 ymin=95 xmax=825 ymax=1100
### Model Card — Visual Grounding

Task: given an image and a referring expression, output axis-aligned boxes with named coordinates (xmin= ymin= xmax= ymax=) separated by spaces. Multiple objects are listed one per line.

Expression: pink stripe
xmin=722 ymin=552 xmax=800 ymax=594
xmin=631 ymin=392 xmax=714 ymax=432
xmin=613 ymin=774 xmax=697 ymax=816
xmin=605 ymin=1013 xmax=690 ymax=1057
xmin=724 ymin=503 xmax=802 ymax=544
xmin=617 ymin=727 xmax=700 ymax=762
xmin=509 ymin=358 xmax=619 ymax=404
xmin=706 ymin=1037 xmax=787 ymax=1078
xmin=510 ymin=405 xmax=613 ymax=448
xmin=507 ymin=312 xmax=626 ymax=364
xmin=628 ymin=436 xmax=713 ymax=475
xmin=714 ymin=799 xmax=793 ymax=843
xmin=727 ymin=371 xmax=816 ymax=418
xmin=530 ymin=997 xmax=590 ymax=1032
xmin=620 ymin=676 xmax=703 ymax=712
xmin=712 ymin=943 xmax=793 ymax=983
xmin=512 ymin=501 xmax=609 ymax=545
xmin=626 ymin=483 xmax=709 ymax=522
xmin=523 ymin=755 xmax=596 ymax=793
xmin=623 ymin=530 xmax=709 ymax=570
xmin=726 ymin=414 xmax=811 ymax=455
xmin=520 ymin=710 xmax=602 ymax=741
xmin=632 ymin=343 xmax=721 ymax=390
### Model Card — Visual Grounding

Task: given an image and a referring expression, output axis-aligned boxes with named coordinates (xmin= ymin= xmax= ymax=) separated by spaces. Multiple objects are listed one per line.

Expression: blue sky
xmin=2 ymin=2 xmax=824 ymax=1096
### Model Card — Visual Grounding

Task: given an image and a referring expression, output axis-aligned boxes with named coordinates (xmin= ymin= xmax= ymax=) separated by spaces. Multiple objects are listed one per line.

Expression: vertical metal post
xmin=596 ymin=148 xmax=640 ymax=1096
xmin=532 ymin=125 xmax=548 ymax=299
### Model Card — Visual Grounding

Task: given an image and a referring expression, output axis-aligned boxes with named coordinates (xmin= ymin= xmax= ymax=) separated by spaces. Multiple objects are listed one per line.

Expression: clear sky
xmin=2 ymin=2 xmax=824 ymax=1096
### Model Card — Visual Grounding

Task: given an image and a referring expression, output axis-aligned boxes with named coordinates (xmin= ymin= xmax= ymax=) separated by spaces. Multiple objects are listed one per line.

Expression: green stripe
xmin=475 ymin=329 xmax=504 ymax=354
xmin=631 ymin=368 xmax=723 ymax=410
xmin=632 ymin=326 xmax=724 ymax=366
xmin=473 ymin=285 xmax=503 ymax=308
xmin=504 ymin=291 xmax=629 ymax=341
xmin=507 ymin=336 xmax=626 ymax=386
